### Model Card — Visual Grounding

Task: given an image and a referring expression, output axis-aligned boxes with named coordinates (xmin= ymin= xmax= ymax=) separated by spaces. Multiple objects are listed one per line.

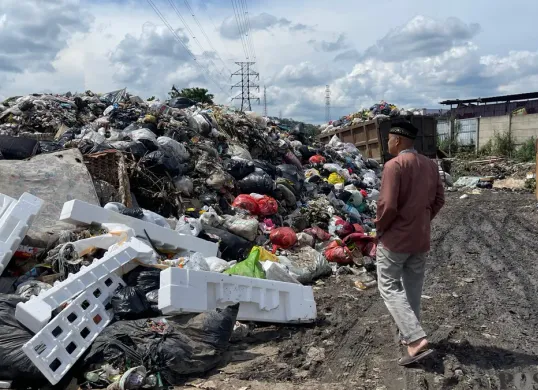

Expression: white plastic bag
xmin=206 ymin=256 xmax=232 ymax=273
xmin=175 ymin=216 xmax=202 ymax=236
xmin=127 ymin=128 xmax=157 ymax=142
xmin=157 ymin=136 xmax=190 ymax=161
xmin=229 ymin=143 xmax=252 ymax=160
xmin=199 ymin=209 xmax=224 ymax=228
xmin=182 ymin=252 xmax=210 ymax=271
xmin=174 ymin=176 xmax=194 ymax=196
xmin=223 ymin=215 xmax=258 ymax=241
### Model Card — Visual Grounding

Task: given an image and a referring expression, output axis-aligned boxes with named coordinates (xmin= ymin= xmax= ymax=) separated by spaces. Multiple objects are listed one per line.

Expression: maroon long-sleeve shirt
xmin=375 ymin=150 xmax=445 ymax=253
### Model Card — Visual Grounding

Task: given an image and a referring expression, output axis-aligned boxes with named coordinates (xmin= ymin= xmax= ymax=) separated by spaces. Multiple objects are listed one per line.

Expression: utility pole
xmin=279 ymin=110 xmax=282 ymax=119
xmin=325 ymin=85 xmax=331 ymax=122
xmin=263 ymin=85 xmax=267 ymax=117
xmin=231 ymin=62 xmax=260 ymax=111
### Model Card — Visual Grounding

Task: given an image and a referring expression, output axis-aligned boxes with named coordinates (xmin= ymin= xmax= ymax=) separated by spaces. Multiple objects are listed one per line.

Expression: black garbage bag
xmin=38 ymin=140 xmax=64 ymax=154
xmin=77 ymin=139 xmax=112 ymax=155
xmin=277 ymin=164 xmax=304 ymax=194
xmin=82 ymin=305 xmax=239 ymax=385
xmin=0 ymin=135 xmax=39 ymax=160
xmin=111 ymin=140 xmax=148 ymax=159
xmin=111 ymin=286 xmax=155 ymax=321
xmin=224 ymin=158 xmax=255 ymax=180
xmin=124 ymin=267 xmax=161 ymax=294
xmin=238 ymin=170 xmax=274 ymax=195
xmin=140 ymin=150 xmax=180 ymax=176
xmin=199 ymin=192 xmax=219 ymax=207
xmin=318 ymin=182 xmax=334 ymax=195
xmin=57 ymin=128 xmax=79 ymax=145
xmin=120 ymin=207 xmax=144 ymax=219
xmin=200 ymin=227 xmax=253 ymax=261
xmin=168 ymin=97 xmax=197 ymax=109
xmin=252 ymin=159 xmax=277 ymax=178
xmin=299 ymin=145 xmax=317 ymax=160
xmin=0 ymin=294 xmax=47 ymax=386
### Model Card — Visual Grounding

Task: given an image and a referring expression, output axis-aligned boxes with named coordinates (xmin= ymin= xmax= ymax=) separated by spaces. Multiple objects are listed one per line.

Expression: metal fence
xmin=455 ymin=118 xmax=478 ymax=146
xmin=437 ymin=120 xmax=450 ymax=143
xmin=436 ymin=119 xmax=478 ymax=147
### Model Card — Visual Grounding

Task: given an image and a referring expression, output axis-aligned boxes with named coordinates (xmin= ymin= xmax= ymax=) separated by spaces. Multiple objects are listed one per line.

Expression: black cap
xmin=389 ymin=120 xmax=418 ymax=140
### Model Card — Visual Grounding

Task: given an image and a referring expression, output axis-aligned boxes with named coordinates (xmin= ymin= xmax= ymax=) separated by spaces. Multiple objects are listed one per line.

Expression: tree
xmin=147 ymin=96 xmax=156 ymax=101
xmin=168 ymin=85 xmax=214 ymax=104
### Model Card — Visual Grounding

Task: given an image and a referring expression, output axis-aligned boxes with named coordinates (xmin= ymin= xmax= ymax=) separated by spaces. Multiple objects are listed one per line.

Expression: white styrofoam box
xmin=0 ymin=192 xmax=43 ymax=274
xmin=22 ymin=287 xmax=117 ymax=385
xmin=158 ymin=268 xmax=317 ymax=323
xmin=15 ymin=239 xmax=150 ymax=333
xmin=60 ymin=199 xmax=218 ymax=257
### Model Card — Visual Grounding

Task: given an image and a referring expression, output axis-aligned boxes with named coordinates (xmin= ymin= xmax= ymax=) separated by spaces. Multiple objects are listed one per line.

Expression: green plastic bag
xmin=224 ymin=247 xmax=266 ymax=279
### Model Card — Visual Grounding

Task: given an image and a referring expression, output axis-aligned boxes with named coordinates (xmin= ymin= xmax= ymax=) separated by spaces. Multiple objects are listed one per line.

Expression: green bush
xmin=515 ymin=137 xmax=536 ymax=162
xmin=492 ymin=131 xmax=516 ymax=157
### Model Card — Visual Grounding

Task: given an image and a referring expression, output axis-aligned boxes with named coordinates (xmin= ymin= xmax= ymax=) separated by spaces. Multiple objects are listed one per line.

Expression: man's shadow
xmin=410 ymin=339 xmax=538 ymax=373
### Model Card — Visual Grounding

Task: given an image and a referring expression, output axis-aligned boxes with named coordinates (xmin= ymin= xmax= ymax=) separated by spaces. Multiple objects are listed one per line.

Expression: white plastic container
xmin=158 ymin=268 xmax=316 ymax=323
xmin=60 ymin=199 xmax=218 ymax=257
xmin=0 ymin=192 xmax=43 ymax=274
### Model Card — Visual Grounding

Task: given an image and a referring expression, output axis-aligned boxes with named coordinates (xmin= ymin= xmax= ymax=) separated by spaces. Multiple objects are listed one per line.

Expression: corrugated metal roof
xmin=440 ymin=92 xmax=538 ymax=105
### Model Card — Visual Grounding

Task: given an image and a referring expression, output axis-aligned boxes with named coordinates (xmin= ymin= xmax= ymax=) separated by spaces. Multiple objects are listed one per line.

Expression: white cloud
xmin=219 ymin=12 xmax=311 ymax=40
xmin=362 ymin=15 xmax=481 ymax=61
xmin=309 ymin=33 xmax=349 ymax=52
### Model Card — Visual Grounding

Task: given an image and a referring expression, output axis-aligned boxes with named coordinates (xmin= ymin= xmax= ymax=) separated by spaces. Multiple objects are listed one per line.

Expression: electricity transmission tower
xmin=325 ymin=85 xmax=331 ymax=122
xmin=231 ymin=62 xmax=259 ymax=111
xmin=263 ymin=86 xmax=267 ymax=117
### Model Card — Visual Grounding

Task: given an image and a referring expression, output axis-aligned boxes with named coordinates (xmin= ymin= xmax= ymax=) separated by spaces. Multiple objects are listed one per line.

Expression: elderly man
xmin=375 ymin=120 xmax=445 ymax=366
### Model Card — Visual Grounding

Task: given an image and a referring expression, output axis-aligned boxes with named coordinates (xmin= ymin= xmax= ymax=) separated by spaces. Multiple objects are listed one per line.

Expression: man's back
xmin=376 ymin=152 xmax=444 ymax=253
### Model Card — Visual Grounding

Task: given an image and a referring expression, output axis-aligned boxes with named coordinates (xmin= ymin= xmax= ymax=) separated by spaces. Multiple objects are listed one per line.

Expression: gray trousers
xmin=376 ymin=243 xmax=427 ymax=344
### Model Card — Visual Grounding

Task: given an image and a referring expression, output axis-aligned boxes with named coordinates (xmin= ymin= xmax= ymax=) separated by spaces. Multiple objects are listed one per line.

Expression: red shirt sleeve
xmin=376 ymin=160 xmax=401 ymax=233
xmin=431 ymin=170 xmax=445 ymax=220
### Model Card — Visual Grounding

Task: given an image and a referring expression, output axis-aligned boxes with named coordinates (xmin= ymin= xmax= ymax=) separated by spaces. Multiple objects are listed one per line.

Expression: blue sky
xmin=1 ymin=0 xmax=538 ymax=123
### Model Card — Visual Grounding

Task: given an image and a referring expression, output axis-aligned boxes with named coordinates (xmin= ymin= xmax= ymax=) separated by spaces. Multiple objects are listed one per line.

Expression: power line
xmin=167 ymin=0 xmax=228 ymax=81
xmin=239 ymin=0 xmax=256 ymax=60
xmin=201 ymin=1 xmax=237 ymax=62
xmin=145 ymin=0 xmax=229 ymax=97
xmin=263 ymin=85 xmax=267 ymax=116
xmin=230 ymin=0 xmax=251 ymax=59
xmin=183 ymin=0 xmax=233 ymax=75
xmin=325 ymin=85 xmax=331 ymax=122
xmin=231 ymin=61 xmax=259 ymax=111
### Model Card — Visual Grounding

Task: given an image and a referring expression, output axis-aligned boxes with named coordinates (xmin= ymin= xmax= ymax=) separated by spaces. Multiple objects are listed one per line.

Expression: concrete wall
xmin=511 ymin=113 xmax=538 ymax=146
xmin=478 ymin=116 xmax=510 ymax=148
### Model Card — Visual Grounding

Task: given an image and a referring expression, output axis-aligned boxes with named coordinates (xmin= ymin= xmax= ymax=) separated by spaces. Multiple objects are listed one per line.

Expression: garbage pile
xmin=0 ymin=89 xmax=382 ymax=389
xmin=320 ymin=100 xmax=426 ymax=134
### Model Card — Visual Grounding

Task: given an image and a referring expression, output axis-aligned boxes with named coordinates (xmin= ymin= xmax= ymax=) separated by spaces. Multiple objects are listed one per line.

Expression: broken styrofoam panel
xmin=22 ymin=289 xmax=115 ymax=385
xmin=0 ymin=192 xmax=44 ymax=274
xmin=158 ymin=268 xmax=317 ymax=324
xmin=60 ymin=199 xmax=218 ymax=257
xmin=15 ymin=239 xmax=148 ymax=333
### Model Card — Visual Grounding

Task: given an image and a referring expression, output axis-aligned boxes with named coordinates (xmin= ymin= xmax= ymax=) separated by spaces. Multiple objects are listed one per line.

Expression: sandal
xmin=398 ymin=348 xmax=434 ymax=366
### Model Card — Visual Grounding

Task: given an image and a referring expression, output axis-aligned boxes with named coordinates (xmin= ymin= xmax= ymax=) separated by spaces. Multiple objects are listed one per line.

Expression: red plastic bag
xmin=309 ymin=155 xmax=326 ymax=165
xmin=270 ymin=227 xmax=297 ymax=252
xmin=303 ymin=226 xmax=331 ymax=241
xmin=325 ymin=240 xmax=353 ymax=264
xmin=335 ymin=219 xmax=354 ymax=238
xmin=344 ymin=233 xmax=376 ymax=256
xmin=360 ymin=189 xmax=368 ymax=198
xmin=232 ymin=194 xmax=260 ymax=215
xmin=257 ymin=196 xmax=278 ymax=216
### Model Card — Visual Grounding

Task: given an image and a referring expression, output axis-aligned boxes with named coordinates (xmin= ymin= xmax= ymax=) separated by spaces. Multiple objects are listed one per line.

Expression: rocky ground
xmin=177 ymin=191 xmax=538 ymax=390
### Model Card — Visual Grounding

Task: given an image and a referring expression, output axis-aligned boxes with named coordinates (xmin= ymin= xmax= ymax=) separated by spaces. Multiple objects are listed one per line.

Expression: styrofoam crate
xmin=158 ymin=268 xmax=317 ymax=323
xmin=22 ymin=287 xmax=118 ymax=385
xmin=60 ymin=199 xmax=218 ymax=257
xmin=0 ymin=192 xmax=43 ymax=274
xmin=15 ymin=239 xmax=150 ymax=333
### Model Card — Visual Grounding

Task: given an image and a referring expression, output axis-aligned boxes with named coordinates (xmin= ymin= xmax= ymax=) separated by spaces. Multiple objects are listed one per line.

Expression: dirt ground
xmin=178 ymin=191 xmax=538 ymax=390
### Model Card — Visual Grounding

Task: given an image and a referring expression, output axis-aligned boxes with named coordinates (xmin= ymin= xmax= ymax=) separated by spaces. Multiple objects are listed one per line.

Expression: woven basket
xmin=84 ymin=150 xmax=132 ymax=207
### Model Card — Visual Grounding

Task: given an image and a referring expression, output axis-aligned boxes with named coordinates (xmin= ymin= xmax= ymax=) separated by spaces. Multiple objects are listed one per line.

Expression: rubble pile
xmin=0 ymin=90 xmax=382 ymax=389
xmin=320 ymin=100 xmax=426 ymax=134
xmin=450 ymin=157 xmax=536 ymax=192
